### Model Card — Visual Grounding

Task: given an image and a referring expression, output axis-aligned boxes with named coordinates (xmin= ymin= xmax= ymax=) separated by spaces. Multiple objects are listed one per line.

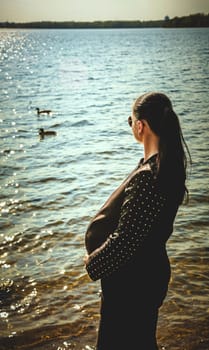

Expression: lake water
xmin=0 ymin=27 xmax=209 ymax=350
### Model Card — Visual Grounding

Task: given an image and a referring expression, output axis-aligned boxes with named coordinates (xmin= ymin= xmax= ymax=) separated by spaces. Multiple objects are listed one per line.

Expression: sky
xmin=0 ymin=0 xmax=209 ymax=23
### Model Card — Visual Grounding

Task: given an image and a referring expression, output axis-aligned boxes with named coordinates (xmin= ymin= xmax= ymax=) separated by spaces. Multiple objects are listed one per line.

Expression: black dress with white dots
xmin=85 ymin=154 xmax=180 ymax=349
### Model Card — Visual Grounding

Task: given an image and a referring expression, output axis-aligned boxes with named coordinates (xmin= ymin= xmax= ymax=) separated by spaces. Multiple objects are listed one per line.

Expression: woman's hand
xmin=83 ymin=254 xmax=89 ymax=265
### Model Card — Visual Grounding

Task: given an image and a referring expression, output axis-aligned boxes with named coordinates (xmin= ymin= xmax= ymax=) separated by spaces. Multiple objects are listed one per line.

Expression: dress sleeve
xmin=85 ymin=170 xmax=166 ymax=281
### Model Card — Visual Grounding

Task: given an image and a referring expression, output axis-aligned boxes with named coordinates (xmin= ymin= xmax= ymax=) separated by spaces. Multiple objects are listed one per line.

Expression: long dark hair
xmin=133 ymin=92 xmax=191 ymax=204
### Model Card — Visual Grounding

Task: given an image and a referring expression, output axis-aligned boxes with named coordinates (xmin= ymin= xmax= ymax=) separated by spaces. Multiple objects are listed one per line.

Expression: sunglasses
xmin=128 ymin=116 xmax=143 ymax=128
xmin=128 ymin=116 xmax=133 ymax=127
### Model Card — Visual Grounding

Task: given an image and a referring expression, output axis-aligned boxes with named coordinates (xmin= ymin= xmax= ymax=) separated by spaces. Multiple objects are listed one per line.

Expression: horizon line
xmin=1 ymin=12 xmax=208 ymax=24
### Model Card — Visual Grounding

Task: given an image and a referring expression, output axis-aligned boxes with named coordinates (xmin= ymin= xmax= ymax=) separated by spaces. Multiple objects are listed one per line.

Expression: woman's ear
xmin=137 ymin=120 xmax=144 ymax=134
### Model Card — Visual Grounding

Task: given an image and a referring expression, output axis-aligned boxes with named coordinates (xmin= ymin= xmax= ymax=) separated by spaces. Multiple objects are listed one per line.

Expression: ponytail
xmin=133 ymin=92 xmax=191 ymax=204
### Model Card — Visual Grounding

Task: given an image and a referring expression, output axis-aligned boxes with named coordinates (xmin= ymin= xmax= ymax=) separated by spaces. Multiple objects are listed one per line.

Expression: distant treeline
xmin=163 ymin=13 xmax=209 ymax=27
xmin=0 ymin=13 xmax=208 ymax=29
xmin=0 ymin=20 xmax=163 ymax=29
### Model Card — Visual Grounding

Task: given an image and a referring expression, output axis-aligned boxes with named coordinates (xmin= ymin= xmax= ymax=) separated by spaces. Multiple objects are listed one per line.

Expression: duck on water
xmin=36 ymin=108 xmax=52 ymax=115
xmin=39 ymin=128 xmax=57 ymax=138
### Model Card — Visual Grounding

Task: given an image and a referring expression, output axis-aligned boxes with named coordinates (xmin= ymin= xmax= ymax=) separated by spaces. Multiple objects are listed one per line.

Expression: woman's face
xmin=128 ymin=113 xmax=144 ymax=143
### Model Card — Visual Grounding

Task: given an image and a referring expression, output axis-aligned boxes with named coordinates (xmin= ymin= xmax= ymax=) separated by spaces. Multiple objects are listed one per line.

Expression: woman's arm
xmin=85 ymin=170 xmax=166 ymax=281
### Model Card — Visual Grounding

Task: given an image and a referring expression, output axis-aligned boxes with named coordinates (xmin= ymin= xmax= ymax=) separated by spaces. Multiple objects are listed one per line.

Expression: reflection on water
xmin=0 ymin=27 xmax=209 ymax=349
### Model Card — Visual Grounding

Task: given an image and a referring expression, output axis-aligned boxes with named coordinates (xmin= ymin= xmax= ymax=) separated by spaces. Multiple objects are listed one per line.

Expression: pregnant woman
xmin=84 ymin=91 xmax=191 ymax=350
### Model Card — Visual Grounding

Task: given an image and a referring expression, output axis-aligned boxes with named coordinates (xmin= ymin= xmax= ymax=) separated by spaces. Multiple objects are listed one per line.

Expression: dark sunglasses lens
xmin=128 ymin=116 xmax=132 ymax=127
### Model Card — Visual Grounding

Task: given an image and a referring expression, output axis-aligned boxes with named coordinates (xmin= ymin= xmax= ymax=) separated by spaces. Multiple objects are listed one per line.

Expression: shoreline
xmin=0 ymin=13 xmax=209 ymax=29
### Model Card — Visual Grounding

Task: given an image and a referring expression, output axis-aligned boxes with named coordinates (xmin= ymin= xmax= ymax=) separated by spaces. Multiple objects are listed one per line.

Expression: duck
xmin=36 ymin=107 xmax=52 ymax=115
xmin=39 ymin=128 xmax=57 ymax=137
